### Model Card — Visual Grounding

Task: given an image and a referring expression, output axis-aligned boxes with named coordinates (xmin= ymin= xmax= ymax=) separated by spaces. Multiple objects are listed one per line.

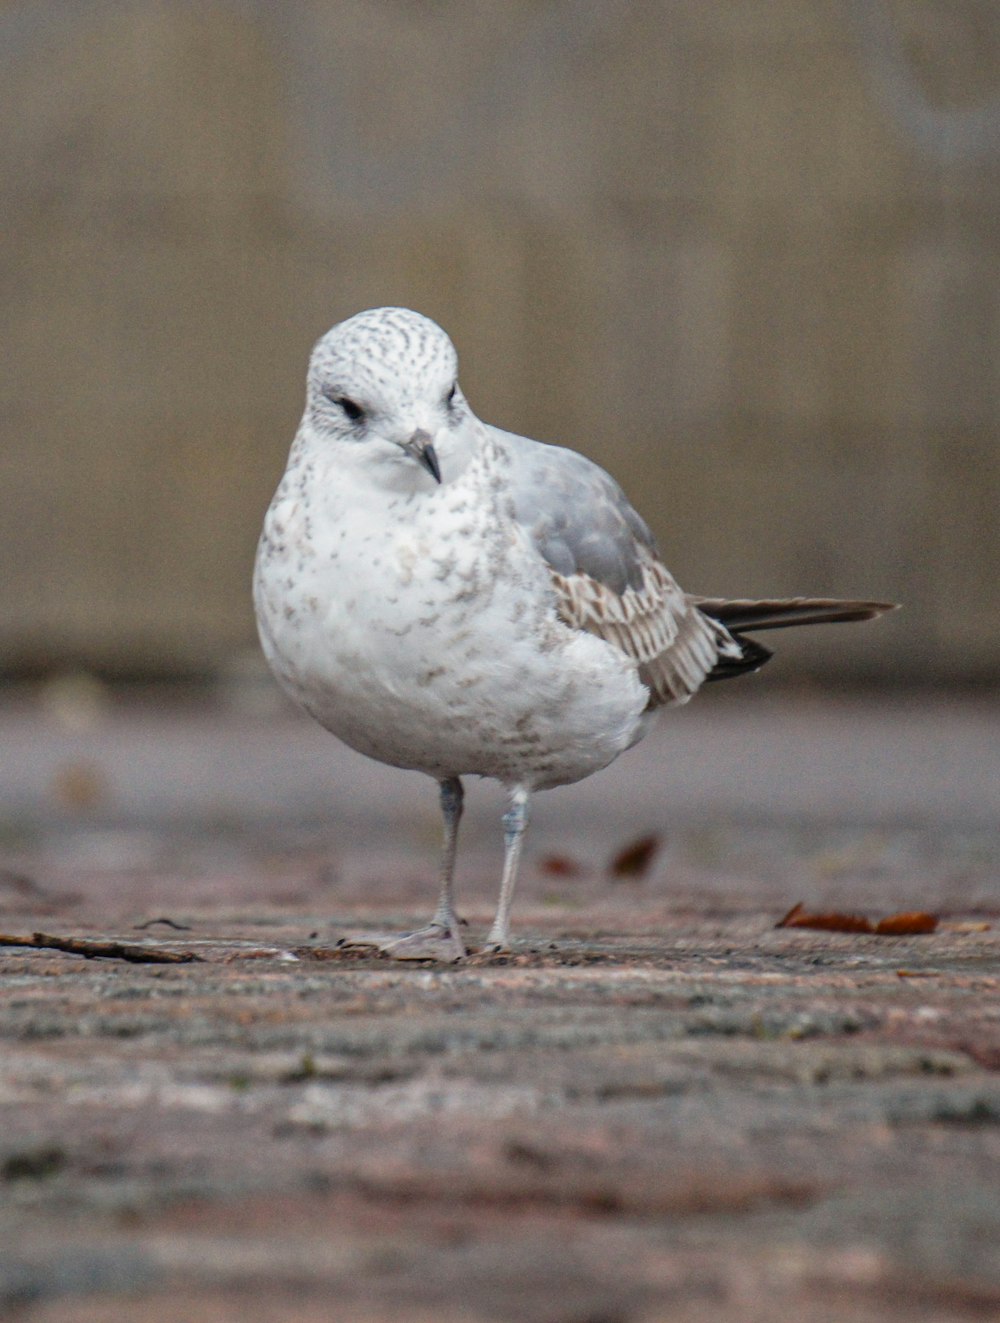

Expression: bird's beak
xmin=400 ymin=429 xmax=442 ymax=483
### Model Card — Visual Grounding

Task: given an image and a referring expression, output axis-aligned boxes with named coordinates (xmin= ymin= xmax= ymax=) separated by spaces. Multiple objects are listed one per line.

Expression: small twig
xmin=0 ymin=931 xmax=201 ymax=964
xmin=133 ymin=917 xmax=192 ymax=932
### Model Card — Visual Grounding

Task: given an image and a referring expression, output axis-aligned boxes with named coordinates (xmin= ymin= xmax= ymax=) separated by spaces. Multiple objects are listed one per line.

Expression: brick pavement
xmin=0 ymin=690 xmax=998 ymax=1321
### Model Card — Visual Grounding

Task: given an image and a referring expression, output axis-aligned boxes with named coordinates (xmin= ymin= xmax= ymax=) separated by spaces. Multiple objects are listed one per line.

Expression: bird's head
xmin=302 ymin=307 xmax=477 ymax=488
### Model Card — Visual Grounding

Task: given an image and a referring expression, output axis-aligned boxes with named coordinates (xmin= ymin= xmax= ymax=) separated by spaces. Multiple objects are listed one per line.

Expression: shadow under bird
xmin=254 ymin=307 xmax=896 ymax=961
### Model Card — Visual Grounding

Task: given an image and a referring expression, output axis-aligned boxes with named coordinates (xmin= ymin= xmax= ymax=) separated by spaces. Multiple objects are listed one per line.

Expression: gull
xmin=254 ymin=307 xmax=895 ymax=961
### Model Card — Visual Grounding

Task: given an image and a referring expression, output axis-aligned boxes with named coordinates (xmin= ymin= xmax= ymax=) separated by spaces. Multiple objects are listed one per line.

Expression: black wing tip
xmin=703 ymin=600 xmax=899 ymax=686
xmin=705 ymin=634 xmax=773 ymax=683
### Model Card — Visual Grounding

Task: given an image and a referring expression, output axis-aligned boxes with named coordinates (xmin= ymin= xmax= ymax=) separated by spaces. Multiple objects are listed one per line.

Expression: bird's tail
xmin=693 ymin=597 xmax=897 ymax=631
xmin=691 ymin=597 xmax=898 ymax=682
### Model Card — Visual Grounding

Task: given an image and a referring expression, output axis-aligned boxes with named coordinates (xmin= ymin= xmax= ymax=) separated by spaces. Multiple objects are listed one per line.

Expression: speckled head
xmin=307 ymin=308 xmax=459 ymax=424
xmin=301 ymin=308 xmax=472 ymax=486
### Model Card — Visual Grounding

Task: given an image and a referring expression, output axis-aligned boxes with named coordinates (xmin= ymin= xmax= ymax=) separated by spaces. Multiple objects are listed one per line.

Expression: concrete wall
xmin=2 ymin=2 xmax=998 ymax=681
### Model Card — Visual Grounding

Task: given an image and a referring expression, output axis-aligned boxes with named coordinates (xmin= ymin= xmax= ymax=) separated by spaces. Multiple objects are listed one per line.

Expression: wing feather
xmin=550 ymin=543 xmax=736 ymax=708
xmin=493 ymin=428 xmax=893 ymax=705
xmin=494 ymin=426 xmax=741 ymax=707
xmin=691 ymin=596 xmax=897 ymax=630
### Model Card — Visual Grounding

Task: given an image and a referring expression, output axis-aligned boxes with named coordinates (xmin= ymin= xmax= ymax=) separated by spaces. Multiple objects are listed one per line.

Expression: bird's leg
xmin=482 ymin=786 xmax=530 ymax=953
xmin=429 ymin=775 xmax=465 ymax=939
xmin=379 ymin=777 xmax=467 ymax=961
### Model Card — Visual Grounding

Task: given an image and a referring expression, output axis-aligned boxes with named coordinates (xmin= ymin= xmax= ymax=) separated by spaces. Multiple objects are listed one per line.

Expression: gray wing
xmin=494 ymin=428 xmax=739 ymax=707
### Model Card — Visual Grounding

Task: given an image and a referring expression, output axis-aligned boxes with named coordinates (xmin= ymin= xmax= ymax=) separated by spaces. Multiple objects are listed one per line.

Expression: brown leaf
xmin=874 ymin=912 xmax=938 ymax=935
xmin=538 ymin=854 xmax=583 ymax=878
xmin=776 ymin=902 xmax=805 ymax=927
xmin=608 ymin=833 xmax=662 ymax=880
xmin=777 ymin=903 xmax=940 ymax=937
xmin=776 ymin=903 xmax=873 ymax=933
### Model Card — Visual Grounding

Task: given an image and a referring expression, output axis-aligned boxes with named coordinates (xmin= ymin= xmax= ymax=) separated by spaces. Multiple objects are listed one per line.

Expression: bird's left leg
xmin=380 ymin=776 xmax=467 ymax=961
xmin=482 ymin=785 xmax=530 ymax=953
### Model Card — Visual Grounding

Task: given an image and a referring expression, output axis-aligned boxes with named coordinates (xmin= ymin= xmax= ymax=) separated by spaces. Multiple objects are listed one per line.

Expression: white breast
xmin=254 ymin=444 xmax=650 ymax=789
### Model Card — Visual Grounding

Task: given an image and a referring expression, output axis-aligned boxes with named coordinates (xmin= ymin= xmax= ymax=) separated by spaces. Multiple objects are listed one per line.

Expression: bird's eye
xmin=337 ymin=396 xmax=365 ymax=422
xmin=445 ymin=383 xmax=458 ymax=409
xmin=324 ymin=390 xmax=365 ymax=423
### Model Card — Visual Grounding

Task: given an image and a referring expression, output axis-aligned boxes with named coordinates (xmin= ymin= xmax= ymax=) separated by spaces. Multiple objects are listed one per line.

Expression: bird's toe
xmin=379 ymin=923 xmax=467 ymax=963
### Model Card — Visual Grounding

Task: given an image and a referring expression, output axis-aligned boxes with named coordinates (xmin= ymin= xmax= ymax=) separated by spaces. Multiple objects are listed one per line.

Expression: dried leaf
xmin=778 ymin=903 xmax=940 ymax=936
xmin=538 ymin=854 xmax=583 ymax=878
xmin=874 ymin=912 xmax=938 ymax=936
xmin=777 ymin=902 xmax=805 ymax=927
xmin=776 ymin=903 xmax=873 ymax=933
xmin=608 ymin=834 xmax=662 ymax=880
xmin=941 ymin=921 xmax=991 ymax=934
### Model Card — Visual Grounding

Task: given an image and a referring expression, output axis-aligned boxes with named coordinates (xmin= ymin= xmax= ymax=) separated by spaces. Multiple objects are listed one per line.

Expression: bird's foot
xmin=383 ymin=923 xmax=467 ymax=962
xmin=345 ymin=922 xmax=466 ymax=963
xmin=465 ymin=939 xmax=512 ymax=962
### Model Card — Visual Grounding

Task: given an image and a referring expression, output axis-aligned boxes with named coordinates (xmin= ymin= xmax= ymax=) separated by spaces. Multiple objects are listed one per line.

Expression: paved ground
xmin=0 ymin=685 xmax=998 ymax=1321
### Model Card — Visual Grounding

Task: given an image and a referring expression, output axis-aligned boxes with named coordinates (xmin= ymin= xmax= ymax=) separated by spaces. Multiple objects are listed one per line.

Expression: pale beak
xmin=400 ymin=429 xmax=442 ymax=483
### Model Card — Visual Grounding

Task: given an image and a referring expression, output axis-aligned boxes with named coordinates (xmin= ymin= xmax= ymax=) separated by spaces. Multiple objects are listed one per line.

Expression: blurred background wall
xmin=2 ymin=0 xmax=998 ymax=684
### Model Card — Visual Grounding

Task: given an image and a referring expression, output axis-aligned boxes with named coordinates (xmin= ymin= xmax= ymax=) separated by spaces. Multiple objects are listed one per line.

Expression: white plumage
xmin=254 ymin=307 xmax=894 ymax=959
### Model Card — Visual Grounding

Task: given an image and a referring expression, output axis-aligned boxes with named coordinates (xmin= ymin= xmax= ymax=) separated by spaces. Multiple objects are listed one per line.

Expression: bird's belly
xmin=254 ymin=517 xmax=649 ymax=788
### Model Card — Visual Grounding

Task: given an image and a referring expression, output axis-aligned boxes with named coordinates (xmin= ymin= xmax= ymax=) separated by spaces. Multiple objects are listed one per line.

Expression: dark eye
xmin=323 ymin=389 xmax=365 ymax=423
xmin=445 ymin=383 xmax=458 ymax=409
xmin=337 ymin=396 xmax=365 ymax=422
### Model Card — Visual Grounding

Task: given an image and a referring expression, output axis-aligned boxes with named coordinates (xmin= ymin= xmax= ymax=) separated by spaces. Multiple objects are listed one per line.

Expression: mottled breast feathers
xmin=497 ymin=428 xmax=739 ymax=707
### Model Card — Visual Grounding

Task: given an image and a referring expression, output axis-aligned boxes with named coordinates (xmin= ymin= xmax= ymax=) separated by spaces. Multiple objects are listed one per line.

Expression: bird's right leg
xmin=379 ymin=776 xmax=467 ymax=961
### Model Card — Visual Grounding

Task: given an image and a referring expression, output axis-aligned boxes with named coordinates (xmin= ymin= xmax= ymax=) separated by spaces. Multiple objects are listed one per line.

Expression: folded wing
xmin=498 ymin=427 xmax=897 ymax=708
xmin=497 ymin=428 xmax=742 ymax=707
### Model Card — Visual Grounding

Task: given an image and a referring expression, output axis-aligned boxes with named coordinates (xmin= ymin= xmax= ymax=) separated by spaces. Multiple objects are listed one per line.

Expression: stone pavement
xmin=0 ymin=687 xmax=998 ymax=1321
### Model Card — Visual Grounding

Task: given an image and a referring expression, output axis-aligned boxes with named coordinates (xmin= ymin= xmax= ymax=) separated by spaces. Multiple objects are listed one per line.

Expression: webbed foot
xmin=344 ymin=922 xmax=466 ymax=963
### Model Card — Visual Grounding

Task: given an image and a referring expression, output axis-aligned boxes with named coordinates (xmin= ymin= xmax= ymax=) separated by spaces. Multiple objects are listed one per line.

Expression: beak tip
xmin=404 ymin=429 xmax=442 ymax=483
xmin=423 ymin=446 xmax=442 ymax=484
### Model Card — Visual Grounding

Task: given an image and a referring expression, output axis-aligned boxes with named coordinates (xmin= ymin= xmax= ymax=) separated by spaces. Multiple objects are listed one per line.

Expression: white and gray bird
xmin=254 ymin=307 xmax=894 ymax=961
